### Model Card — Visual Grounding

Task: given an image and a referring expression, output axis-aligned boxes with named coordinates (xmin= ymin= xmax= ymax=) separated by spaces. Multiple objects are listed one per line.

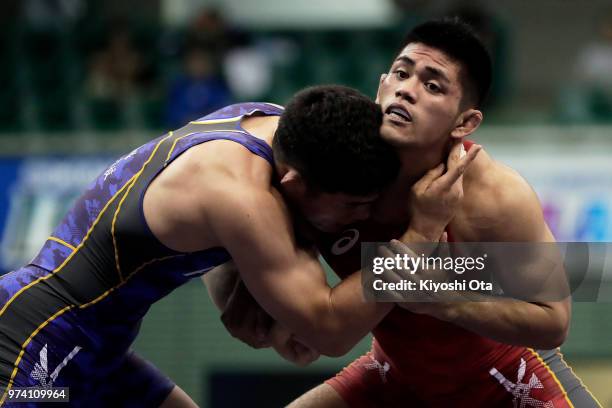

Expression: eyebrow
xmin=394 ymin=56 xmax=450 ymax=84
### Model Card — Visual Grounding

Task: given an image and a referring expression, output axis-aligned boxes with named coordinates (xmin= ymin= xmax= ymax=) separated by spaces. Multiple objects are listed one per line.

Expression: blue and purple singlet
xmin=0 ymin=103 xmax=283 ymax=407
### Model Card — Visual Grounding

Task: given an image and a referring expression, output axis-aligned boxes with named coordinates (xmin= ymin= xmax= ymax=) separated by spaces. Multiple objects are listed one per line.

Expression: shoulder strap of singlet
xmin=113 ymin=104 xmax=284 ymax=272
xmin=164 ymin=127 xmax=275 ymax=167
xmin=170 ymin=102 xmax=283 ymax=166
xmin=191 ymin=102 xmax=284 ymax=124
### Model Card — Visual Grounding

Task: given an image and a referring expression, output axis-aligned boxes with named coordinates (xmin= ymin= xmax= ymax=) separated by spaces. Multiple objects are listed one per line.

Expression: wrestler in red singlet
xmin=315 ymin=141 xmax=600 ymax=408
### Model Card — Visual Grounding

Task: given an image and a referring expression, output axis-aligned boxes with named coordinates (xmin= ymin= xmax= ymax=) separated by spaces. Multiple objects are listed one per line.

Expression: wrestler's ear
xmin=450 ymin=109 xmax=483 ymax=140
xmin=279 ymin=168 xmax=307 ymax=195
xmin=375 ymin=73 xmax=387 ymax=103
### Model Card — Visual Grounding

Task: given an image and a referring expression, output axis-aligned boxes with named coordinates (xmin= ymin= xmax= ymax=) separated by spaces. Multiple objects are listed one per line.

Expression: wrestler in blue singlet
xmin=0 ymin=103 xmax=283 ymax=407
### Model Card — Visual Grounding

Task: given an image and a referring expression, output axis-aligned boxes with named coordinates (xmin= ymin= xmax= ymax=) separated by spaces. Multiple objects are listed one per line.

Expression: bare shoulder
xmin=456 ymin=148 xmax=546 ymax=241
xmin=143 ymin=140 xmax=275 ymax=252
xmin=465 ymin=148 xmax=537 ymax=211
xmin=169 ymin=140 xmax=272 ymax=187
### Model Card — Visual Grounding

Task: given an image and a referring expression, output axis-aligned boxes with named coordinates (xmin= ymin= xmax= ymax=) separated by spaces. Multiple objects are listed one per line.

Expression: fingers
xmin=462 ymin=144 xmax=482 ymax=168
xmin=389 ymin=239 xmax=417 ymax=257
xmin=446 ymin=140 xmax=464 ymax=169
xmin=273 ymin=332 xmax=320 ymax=367
xmin=413 ymin=163 xmax=445 ymax=191
xmin=437 ymin=233 xmax=452 ymax=259
xmin=377 ymin=244 xmax=395 ymax=259
xmin=375 ymin=243 xmax=417 ymax=301
xmin=221 ymin=312 xmax=259 ymax=349
xmin=291 ymin=339 xmax=320 ymax=366
xmin=220 ymin=283 xmax=272 ymax=349
xmin=437 ymin=143 xmax=482 ymax=190
xmin=269 ymin=324 xmax=317 ymax=366
xmin=376 ymin=245 xmax=408 ymax=288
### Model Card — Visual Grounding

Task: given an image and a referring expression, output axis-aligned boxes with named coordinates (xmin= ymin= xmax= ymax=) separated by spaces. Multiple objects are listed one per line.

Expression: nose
xmin=395 ymin=76 xmax=417 ymax=104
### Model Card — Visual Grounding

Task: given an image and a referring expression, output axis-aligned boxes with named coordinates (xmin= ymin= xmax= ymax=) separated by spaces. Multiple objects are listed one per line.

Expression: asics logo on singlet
xmin=30 ymin=344 xmax=82 ymax=387
xmin=489 ymin=358 xmax=554 ymax=408
xmin=363 ymin=356 xmax=390 ymax=383
xmin=331 ymin=229 xmax=360 ymax=255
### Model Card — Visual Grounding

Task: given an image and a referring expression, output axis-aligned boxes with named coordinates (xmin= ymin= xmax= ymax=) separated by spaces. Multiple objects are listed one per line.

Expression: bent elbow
xmin=538 ymin=318 xmax=570 ymax=349
xmin=553 ymin=309 xmax=571 ymax=346
xmin=540 ymin=333 xmax=567 ymax=349
xmin=550 ymin=319 xmax=570 ymax=348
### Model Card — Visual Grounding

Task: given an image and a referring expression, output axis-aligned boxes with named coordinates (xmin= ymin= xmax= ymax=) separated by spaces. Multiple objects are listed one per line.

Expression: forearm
xmin=214 ymin=258 xmax=392 ymax=356
xmin=309 ymin=272 xmax=394 ymax=356
xmin=439 ymin=299 xmax=570 ymax=349
xmin=307 ymin=227 xmax=438 ymax=355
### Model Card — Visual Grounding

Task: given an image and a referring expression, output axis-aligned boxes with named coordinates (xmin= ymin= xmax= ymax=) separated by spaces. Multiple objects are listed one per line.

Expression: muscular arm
xmin=206 ymin=184 xmax=393 ymax=357
xmin=203 ymin=262 xmax=273 ymax=348
xmin=195 ymin=141 xmax=479 ymax=356
xmin=144 ymin=142 xmax=391 ymax=357
xmin=209 ymin=141 xmax=480 ymax=355
xmin=203 ymin=263 xmax=320 ymax=365
xmin=404 ymin=159 xmax=571 ymax=349
xmin=441 ymin=298 xmax=569 ymax=349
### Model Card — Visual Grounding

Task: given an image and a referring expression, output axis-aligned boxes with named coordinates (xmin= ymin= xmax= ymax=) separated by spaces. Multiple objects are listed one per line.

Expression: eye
xmin=425 ymin=82 xmax=441 ymax=93
xmin=394 ymin=69 xmax=408 ymax=80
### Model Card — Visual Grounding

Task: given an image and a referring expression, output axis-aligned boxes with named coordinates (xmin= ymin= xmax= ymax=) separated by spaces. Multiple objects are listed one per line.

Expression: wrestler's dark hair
xmin=273 ymin=85 xmax=399 ymax=195
xmin=398 ymin=17 xmax=492 ymax=108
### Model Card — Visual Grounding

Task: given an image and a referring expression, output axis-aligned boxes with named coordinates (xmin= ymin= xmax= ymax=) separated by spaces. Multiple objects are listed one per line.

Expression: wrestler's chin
xmin=380 ymin=122 xmax=417 ymax=147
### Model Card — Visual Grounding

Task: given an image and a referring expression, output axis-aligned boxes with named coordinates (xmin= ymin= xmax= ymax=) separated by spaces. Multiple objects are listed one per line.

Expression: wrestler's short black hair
xmin=399 ymin=17 xmax=492 ymax=108
xmin=273 ymin=85 xmax=399 ymax=195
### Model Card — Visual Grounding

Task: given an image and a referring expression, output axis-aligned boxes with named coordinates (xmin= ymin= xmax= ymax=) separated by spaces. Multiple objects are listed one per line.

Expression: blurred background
xmin=0 ymin=0 xmax=611 ymax=406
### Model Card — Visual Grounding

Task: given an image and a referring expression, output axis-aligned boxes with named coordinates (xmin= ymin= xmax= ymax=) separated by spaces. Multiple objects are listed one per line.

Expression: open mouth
xmin=385 ymin=104 xmax=412 ymax=123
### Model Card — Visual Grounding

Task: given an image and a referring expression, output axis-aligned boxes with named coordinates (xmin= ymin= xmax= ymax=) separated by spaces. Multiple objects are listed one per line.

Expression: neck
xmin=374 ymin=138 xmax=452 ymax=222
xmin=396 ymin=139 xmax=450 ymax=190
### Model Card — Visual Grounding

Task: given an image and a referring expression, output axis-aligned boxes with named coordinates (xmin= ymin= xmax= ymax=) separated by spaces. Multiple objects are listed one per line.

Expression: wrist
xmin=401 ymin=225 xmax=442 ymax=243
